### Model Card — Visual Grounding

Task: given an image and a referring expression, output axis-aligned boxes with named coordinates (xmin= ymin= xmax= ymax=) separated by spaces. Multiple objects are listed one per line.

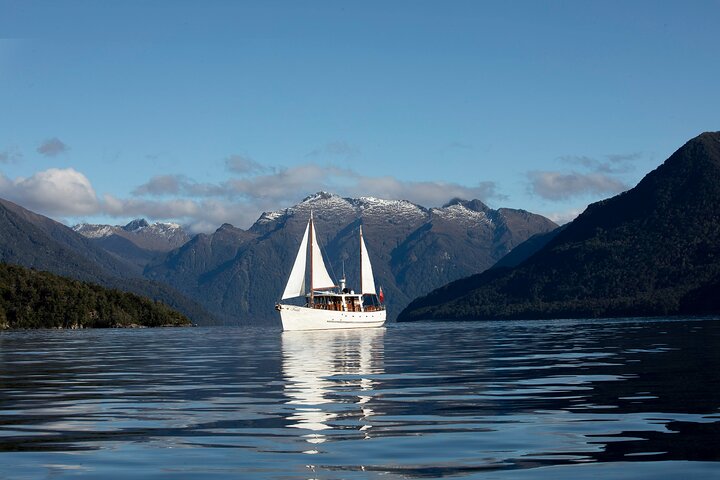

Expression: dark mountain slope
xmin=0 ymin=198 xmax=137 ymax=281
xmin=89 ymin=234 xmax=159 ymax=273
xmin=399 ymin=132 xmax=720 ymax=321
xmin=492 ymin=227 xmax=566 ymax=270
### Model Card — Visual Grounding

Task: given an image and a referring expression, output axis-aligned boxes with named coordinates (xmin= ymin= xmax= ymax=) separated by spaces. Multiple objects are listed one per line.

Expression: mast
xmin=359 ymin=225 xmax=363 ymax=296
xmin=309 ymin=211 xmax=314 ymax=307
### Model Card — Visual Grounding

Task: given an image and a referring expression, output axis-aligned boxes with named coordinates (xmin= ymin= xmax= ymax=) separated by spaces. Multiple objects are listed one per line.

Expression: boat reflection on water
xmin=281 ymin=328 xmax=385 ymax=450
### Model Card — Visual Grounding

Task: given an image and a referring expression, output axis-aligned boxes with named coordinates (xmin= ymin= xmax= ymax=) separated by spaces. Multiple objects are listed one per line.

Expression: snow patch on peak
xmin=73 ymin=224 xmax=118 ymax=238
xmin=356 ymin=196 xmax=416 ymax=208
xmin=146 ymin=222 xmax=182 ymax=232
xmin=301 ymin=191 xmax=338 ymax=203
xmin=442 ymin=197 xmax=468 ymax=208
xmin=432 ymin=203 xmax=492 ymax=225
xmin=292 ymin=193 xmax=354 ymax=216
xmin=73 ymin=220 xmax=190 ymax=248
xmin=257 ymin=210 xmax=287 ymax=224
xmin=252 ymin=193 xmax=432 ymax=229
xmin=354 ymin=196 xmax=428 ymax=219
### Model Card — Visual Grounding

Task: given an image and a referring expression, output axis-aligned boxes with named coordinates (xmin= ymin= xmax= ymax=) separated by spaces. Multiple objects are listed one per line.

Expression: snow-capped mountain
xmin=73 ymin=219 xmax=190 ymax=252
xmin=256 ymin=192 xmax=427 ymax=226
xmin=144 ymin=192 xmax=558 ymax=325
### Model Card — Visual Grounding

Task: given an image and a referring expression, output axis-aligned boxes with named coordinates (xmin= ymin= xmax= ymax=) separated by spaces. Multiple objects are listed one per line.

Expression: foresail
xmin=360 ymin=227 xmax=377 ymax=295
xmin=281 ymin=222 xmax=309 ymax=299
xmin=311 ymin=223 xmax=335 ymax=290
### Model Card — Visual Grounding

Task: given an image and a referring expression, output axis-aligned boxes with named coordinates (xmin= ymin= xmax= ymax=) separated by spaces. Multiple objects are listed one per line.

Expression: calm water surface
xmin=1 ymin=318 xmax=719 ymax=479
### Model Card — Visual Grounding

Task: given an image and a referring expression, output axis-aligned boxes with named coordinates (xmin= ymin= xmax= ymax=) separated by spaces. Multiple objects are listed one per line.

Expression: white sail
xmin=360 ymin=226 xmax=377 ymax=295
xmin=281 ymin=222 xmax=310 ymax=299
xmin=311 ymin=221 xmax=335 ymax=290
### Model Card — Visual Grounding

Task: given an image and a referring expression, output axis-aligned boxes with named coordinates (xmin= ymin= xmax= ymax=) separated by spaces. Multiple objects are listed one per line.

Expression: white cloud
xmin=529 ymin=151 xmax=643 ymax=201
xmin=130 ymin=162 xmax=504 ymax=221
xmin=103 ymin=195 xmax=257 ymax=233
xmin=136 ymin=163 xmax=502 ymax=206
xmin=0 ymin=168 xmax=99 ymax=216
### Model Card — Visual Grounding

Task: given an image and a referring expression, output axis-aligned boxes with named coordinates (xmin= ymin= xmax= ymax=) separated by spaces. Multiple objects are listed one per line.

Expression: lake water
xmin=0 ymin=318 xmax=719 ymax=479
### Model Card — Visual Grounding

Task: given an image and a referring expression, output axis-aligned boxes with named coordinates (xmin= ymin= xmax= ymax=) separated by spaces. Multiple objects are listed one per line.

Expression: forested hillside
xmin=0 ymin=263 xmax=191 ymax=329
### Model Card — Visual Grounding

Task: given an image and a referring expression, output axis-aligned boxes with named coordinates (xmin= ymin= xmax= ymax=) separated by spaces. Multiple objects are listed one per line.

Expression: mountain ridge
xmin=73 ymin=218 xmax=191 ymax=273
xmin=144 ymin=192 xmax=557 ymax=324
xmin=74 ymin=218 xmax=190 ymax=251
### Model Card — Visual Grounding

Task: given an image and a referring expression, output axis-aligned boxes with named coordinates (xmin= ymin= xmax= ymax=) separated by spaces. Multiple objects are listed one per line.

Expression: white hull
xmin=278 ymin=304 xmax=386 ymax=331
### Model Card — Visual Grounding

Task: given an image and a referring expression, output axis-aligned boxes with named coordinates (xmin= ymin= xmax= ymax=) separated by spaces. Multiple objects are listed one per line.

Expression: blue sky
xmin=1 ymin=0 xmax=718 ymax=231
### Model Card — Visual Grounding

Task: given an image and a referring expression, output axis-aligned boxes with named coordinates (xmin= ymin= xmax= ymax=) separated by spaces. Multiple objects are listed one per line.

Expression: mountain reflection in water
xmin=0 ymin=318 xmax=718 ymax=479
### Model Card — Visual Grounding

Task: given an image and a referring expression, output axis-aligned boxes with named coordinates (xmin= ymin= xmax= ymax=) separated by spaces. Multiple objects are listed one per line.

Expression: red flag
xmin=379 ymin=286 xmax=385 ymax=304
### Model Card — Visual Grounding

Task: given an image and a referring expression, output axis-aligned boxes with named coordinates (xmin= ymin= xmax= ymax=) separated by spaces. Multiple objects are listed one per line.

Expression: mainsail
xmin=359 ymin=226 xmax=377 ymax=295
xmin=281 ymin=213 xmax=335 ymax=300
xmin=282 ymin=221 xmax=310 ymax=299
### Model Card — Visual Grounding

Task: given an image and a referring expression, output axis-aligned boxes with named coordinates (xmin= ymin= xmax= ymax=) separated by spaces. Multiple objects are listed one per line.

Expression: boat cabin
xmin=308 ymin=290 xmax=384 ymax=313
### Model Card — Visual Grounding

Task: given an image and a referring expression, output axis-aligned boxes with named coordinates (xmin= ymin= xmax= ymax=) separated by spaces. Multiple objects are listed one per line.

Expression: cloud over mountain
xmin=528 ymin=171 xmax=628 ymax=200
xmin=128 ymin=162 xmax=503 ymax=230
xmin=528 ymin=152 xmax=640 ymax=201
xmin=0 ymin=168 xmax=98 ymax=216
xmin=0 ymin=159 xmax=503 ymax=232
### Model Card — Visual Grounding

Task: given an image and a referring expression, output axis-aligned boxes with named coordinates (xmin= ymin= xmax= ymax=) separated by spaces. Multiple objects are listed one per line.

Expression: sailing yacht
xmin=275 ymin=213 xmax=386 ymax=331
